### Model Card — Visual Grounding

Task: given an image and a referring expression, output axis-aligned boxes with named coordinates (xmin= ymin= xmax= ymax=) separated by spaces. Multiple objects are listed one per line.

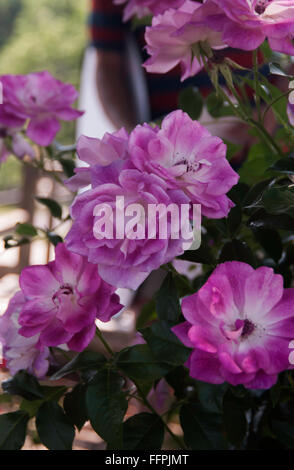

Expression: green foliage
xmin=36 ymin=402 xmax=75 ymax=450
xmin=86 ymin=370 xmax=128 ymax=448
xmin=0 ymin=411 xmax=29 ymax=450
xmin=50 ymin=351 xmax=107 ymax=380
xmin=156 ymin=272 xmax=181 ymax=325
xmin=179 ymin=87 xmax=203 ymax=120
xmin=180 ymin=403 xmax=227 ymax=450
xmin=122 ymin=413 xmax=164 ymax=450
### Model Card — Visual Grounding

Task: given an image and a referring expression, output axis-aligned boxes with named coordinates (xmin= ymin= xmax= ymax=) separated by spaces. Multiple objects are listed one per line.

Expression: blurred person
xmin=88 ymin=0 xmax=272 ymax=149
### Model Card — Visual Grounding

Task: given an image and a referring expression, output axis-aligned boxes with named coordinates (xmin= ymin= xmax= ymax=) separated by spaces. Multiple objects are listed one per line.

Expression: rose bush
xmin=2 ymin=0 xmax=294 ymax=451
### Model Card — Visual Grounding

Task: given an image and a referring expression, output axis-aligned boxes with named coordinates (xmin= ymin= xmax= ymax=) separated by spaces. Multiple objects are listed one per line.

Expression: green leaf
xmin=2 ymin=370 xmax=44 ymax=401
xmin=262 ymin=187 xmax=294 ymax=218
xmin=156 ymin=272 xmax=180 ymax=325
xmin=223 ymin=390 xmax=247 ymax=447
xmin=36 ymin=197 xmax=62 ymax=219
xmin=253 ymin=227 xmax=282 ymax=262
xmin=227 ymin=206 xmax=242 ymax=237
xmin=271 ymin=156 xmax=294 ymax=175
xmin=180 ymin=403 xmax=226 ymax=450
xmin=47 ymin=232 xmax=63 ymax=246
xmin=179 ymin=87 xmax=203 ymax=121
xmin=270 ymin=383 xmax=281 ymax=408
xmin=20 ymin=399 xmax=43 ymax=418
xmin=272 ymin=420 xmax=294 ymax=448
xmin=243 ymin=178 xmax=274 ymax=208
xmin=116 ymin=344 xmax=172 ymax=381
xmin=0 ymin=411 xmax=29 ymax=450
xmin=227 ymin=183 xmax=249 ymax=206
xmin=178 ymin=243 xmax=215 ymax=265
xmin=269 ymin=63 xmax=291 ymax=78
xmin=197 ymin=382 xmax=228 ymax=414
xmin=15 ymin=223 xmax=38 ymax=237
xmin=165 ymin=366 xmax=192 ymax=400
xmin=36 ymin=402 xmax=75 ymax=450
xmin=136 ymin=300 xmax=156 ymax=330
xmin=59 ymin=157 xmax=75 ymax=177
xmin=86 ymin=369 xmax=127 ymax=447
xmin=63 ymin=384 xmax=88 ymax=431
xmin=140 ymin=321 xmax=191 ymax=366
xmin=50 ymin=351 xmax=107 ymax=380
xmin=219 ymin=239 xmax=255 ymax=266
xmin=123 ymin=413 xmax=164 ymax=450
xmin=4 ymin=235 xmax=30 ymax=249
xmin=206 ymin=92 xmax=234 ymax=118
xmin=248 ymin=209 xmax=294 ymax=231
xmin=239 ymin=143 xmax=276 ymax=185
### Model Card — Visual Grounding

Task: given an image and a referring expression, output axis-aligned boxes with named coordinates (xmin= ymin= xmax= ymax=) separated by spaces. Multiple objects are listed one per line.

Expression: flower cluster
xmin=65 ymin=110 xmax=238 ymax=289
xmin=0 ymin=243 xmax=122 ymax=377
xmin=140 ymin=0 xmax=294 ymax=80
xmin=173 ymin=261 xmax=294 ymax=389
xmin=144 ymin=0 xmax=226 ymax=81
xmin=0 ymin=71 xmax=83 ymax=162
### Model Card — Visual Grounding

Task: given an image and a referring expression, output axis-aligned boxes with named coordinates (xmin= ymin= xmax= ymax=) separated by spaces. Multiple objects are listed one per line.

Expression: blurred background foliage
xmin=0 ymin=0 xmax=87 ymax=189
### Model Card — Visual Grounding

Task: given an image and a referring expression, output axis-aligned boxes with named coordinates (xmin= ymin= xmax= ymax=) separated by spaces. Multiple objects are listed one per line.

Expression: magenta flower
xmin=66 ymin=128 xmax=129 ymax=192
xmin=205 ymin=0 xmax=294 ymax=54
xmin=172 ymin=261 xmax=294 ymax=389
xmin=0 ymin=292 xmax=50 ymax=378
xmin=114 ymin=0 xmax=185 ymax=21
xmin=0 ymin=125 xmax=35 ymax=164
xmin=0 ymin=72 xmax=83 ymax=147
xmin=129 ymin=110 xmax=239 ymax=219
xmin=66 ymin=167 xmax=192 ymax=290
xmin=144 ymin=0 xmax=226 ymax=81
xmin=17 ymin=243 xmax=122 ymax=352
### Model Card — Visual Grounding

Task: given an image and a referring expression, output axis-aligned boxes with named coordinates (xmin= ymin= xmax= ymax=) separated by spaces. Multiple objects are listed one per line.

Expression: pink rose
xmin=17 ymin=243 xmax=122 ymax=352
xmin=0 ymin=72 xmax=83 ymax=147
xmin=173 ymin=261 xmax=294 ymax=389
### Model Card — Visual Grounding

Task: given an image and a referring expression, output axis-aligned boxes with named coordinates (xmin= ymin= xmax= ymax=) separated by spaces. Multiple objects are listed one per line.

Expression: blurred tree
xmin=0 ymin=0 xmax=88 ymax=184
xmin=0 ymin=0 xmax=87 ymax=86
xmin=0 ymin=0 xmax=22 ymax=48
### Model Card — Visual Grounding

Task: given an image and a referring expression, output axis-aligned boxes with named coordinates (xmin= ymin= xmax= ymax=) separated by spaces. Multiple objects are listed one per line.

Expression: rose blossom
xmin=129 ymin=110 xmax=239 ymax=219
xmin=17 ymin=243 xmax=122 ymax=352
xmin=66 ymin=128 xmax=129 ymax=192
xmin=204 ymin=0 xmax=294 ymax=54
xmin=114 ymin=0 xmax=185 ymax=21
xmin=0 ymin=72 xmax=83 ymax=147
xmin=144 ymin=0 xmax=226 ymax=81
xmin=0 ymin=292 xmax=50 ymax=378
xmin=172 ymin=261 xmax=294 ymax=389
xmin=0 ymin=125 xmax=35 ymax=165
xmin=65 ymin=166 xmax=193 ymax=290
